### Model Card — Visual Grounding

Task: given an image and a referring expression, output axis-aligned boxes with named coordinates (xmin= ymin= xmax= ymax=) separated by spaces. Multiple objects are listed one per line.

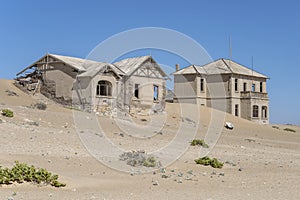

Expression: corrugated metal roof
xmin=202 ymin=59 xmax=232 ymax=74
xmin=174 ymin=58 xmax=268 ymax=78
xmin=113 ymin=55 xmax=152 ymax=74
xmin=222 ymin=59 xmax=268 ymax=78
xmin=173 ymin=65 xmax=197 ymax=75
xmin=78 ymin=63 xmax=125 ymax=78
xmin=113 ymin=55 xmax=167 ymax=77
xmin=50 ymin=54 xmax=100 ymax=71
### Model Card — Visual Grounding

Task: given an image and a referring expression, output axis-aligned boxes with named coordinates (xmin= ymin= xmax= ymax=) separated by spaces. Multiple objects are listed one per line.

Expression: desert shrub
xmin=0 ymin=161 xmax=65 ymax=187
xmin=1 ymin=109 xmax=14 ymax=117
xmin=190 ymin=139 xmax=209 ymax=148
xmin=34 ymin=102 xmax=47 ymax=110
xmin=194 ymin=156 xmax=223 ymax=168
xmin=283 ymin=128 xmax=296 ymax=133
xmin=119 ymin=150 xmax=158 ymax=168
xmin=210 ymin=158 xmax=224 ymax=168
xmin=143 ymin=157 xmax=156 ymax=167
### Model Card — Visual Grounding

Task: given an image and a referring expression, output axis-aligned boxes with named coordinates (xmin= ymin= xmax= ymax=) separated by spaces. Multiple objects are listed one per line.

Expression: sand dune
xmin=0 ymin=79 xmax=299 ymax=200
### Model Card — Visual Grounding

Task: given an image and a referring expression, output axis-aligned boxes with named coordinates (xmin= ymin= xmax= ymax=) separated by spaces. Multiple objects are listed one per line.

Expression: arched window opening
xmin=262 ymin=106 xmax=268 ymax=119
xmin=96 ymin=80 xmax=112 ymax=96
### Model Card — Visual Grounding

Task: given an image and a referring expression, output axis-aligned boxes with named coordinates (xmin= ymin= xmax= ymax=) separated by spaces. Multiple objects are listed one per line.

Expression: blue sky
xmin=0 ymin=0 xmax=299 ymax=125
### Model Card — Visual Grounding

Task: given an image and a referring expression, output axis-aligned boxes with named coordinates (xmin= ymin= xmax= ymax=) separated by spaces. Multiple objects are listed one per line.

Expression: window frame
xmin=243 ymin=82 xmax=247 ymax=92
xmin=252 ymin=105 xmax=259 ymax=118
xmin=260 ymin=82 xmax=263 ymax=93
xmin=252 ymin=83 xmax=256 ymax=92
xmin=235 ymin=104 xmax=239 ymax=117
xmin=134 ymin=83 xmax=140 ymax=99
xmin=96 ymin=80 xmax=112 ymax=97
xmin=234 ymin=78 xmax=238 ymax=92
xmin=153 ymin=85 xmax=159 ymax=101
xmin=200 ymin=78 xmax=204 ymax=92
xmin=262 ymin=106 xmax=268 ymax=119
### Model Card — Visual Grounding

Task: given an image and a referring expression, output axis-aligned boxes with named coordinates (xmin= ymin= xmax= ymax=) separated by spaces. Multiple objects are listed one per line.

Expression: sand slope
xmin=0 ymin=79 xmax=299 ymax=200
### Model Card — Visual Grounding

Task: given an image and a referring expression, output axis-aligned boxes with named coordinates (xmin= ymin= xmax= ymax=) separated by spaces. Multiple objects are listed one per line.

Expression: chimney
xmin=175 ymin=64 xmax=179 ymax=71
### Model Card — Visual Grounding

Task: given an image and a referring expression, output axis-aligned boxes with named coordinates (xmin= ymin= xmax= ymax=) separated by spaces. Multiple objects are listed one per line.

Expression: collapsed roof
xmin=16 ymin=54 xmax=167 ymax=78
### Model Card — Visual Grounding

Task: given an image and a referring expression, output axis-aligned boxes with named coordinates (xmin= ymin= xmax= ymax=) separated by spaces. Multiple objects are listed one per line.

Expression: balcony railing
xmin=240 ymin=91 xmax=268 ymax=99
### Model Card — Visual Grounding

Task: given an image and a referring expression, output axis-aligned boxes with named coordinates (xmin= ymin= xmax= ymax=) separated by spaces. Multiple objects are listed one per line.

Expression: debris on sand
xmin=152 ymin=180 xmax=159 ymax=186
xmin=34 ymin=102 xmax=47 ymax=110
xmin=225 ymin=122 xmax=234 ymax=130
xmin=5 ymin=90 xmax=18 ymax=96
xmin=245 ymin=138 xmax=256 ymax=143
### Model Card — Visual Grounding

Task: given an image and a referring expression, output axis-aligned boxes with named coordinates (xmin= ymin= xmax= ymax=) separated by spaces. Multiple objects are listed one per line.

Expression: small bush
xmin=143 ymin=157 xmax=156 ymax=167
xmin=1 ymin=109 xmax=14 ymax=117
xmin=119 ymin=151 xmax=158 ymax=168
xmin=195 ymin=156 xmax=223 ymax=168
xmin=283 ymin=128 xmax=296 ymax=133
xmin=34 ymin=102 xmax=47 ymax=110
xmin=190 ymin=139 xmax=209 ymax=148
xmin=0 ymin=161 xmax=66 ymax=187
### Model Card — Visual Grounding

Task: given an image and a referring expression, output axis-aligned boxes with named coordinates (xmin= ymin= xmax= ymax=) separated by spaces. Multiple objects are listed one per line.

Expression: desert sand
xmin=0 ymin=79 xmax=299 ymax=200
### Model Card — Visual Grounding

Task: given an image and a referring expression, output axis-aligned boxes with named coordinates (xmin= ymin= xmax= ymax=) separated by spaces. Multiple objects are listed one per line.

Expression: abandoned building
xmin=16 ymin=54 xmax=167 ymax=113
xmin=173 ymin=59 xmax=269 ymax=124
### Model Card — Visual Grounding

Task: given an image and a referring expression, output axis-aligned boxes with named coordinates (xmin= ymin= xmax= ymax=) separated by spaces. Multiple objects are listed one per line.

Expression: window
xmin=262 ymin=106 xmax=268 ymax=119
xmin=235 ymin=79 xmax=238 ymax=91
xmin=235 ymin=104 xmax=239 ymax=117
xmin=252 ymin=83 xmax=256 ymax=92
xmin=260 ymin=82 xmax=263 ymax=93
xmin=252 ymin=105 xmax=259 ymax=118
xmin=200 ymin=78 xmax=204 ymax=92
xmin=134 ymin=84 xmax=139 ymax=98
xmin=243 ymin=82 xmax=247 ymax=92
xmin=96 ymin=80 xmax=112 ymax=96
xmin=153 ymin=85 xmax=159 ymax=101
xmin=228 ymin=81 xmax=230 ymax=91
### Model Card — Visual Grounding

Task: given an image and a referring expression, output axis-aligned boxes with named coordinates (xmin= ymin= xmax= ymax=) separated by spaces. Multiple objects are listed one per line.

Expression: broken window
xmin=134 ymin=83 xmax=139 ymax=98
xmin=252 ymin=105 xmax=259 ymax=118
xmin=96 ymin=80 xmax=112 ymax=96
xmin=262 ymin=106 xmax=268 ymax=119
xmin=153 ymin=85 xmax=159 ymax=101
xmin=200 ymin=78 xmax=204 ymax=92
xmin=235 ymin=104 xmax=239 ymax=117
xmin=235 ymin=79 xmax=238 ymax=91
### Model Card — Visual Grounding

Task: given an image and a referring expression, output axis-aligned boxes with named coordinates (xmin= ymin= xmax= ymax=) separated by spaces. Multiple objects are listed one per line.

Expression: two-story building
xmin=173 ymin=58 xmax=269 ymax=124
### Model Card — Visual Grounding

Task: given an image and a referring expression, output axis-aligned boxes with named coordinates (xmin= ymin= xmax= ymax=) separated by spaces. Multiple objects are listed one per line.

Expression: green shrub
xmin=283 ymin=128 xmax=296 ymax=133
xmin=1 ymin=109 xmax=14 ymax=117
xmin=119 ymin=151 xmax=158 ymax=168
xmin=143 ymin=157 xmax=156 ymax=167
xmin=190 ymin=139 xmax=209 ymax=148
xmin=0 ymin=161 xmax=65 ymax=187
xmin=194 ymin=156 xmax=223 ymax=168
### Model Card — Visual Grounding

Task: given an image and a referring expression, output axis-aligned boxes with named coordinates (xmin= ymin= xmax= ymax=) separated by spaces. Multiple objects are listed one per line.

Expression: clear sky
xmin=0 ymin=0 xmax=299 ymax=125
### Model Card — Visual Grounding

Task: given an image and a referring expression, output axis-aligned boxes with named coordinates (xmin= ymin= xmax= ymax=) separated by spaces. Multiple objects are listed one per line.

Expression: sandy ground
xmin=0 ymin=79 xmax=299 ymax=200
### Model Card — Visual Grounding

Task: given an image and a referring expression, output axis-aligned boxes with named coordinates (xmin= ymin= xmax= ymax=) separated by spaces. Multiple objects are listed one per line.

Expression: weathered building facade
xmin=173 ymin=59 xmax=269 ymax=124
xmin=16 ymin=54 xmax=167 ymax=113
